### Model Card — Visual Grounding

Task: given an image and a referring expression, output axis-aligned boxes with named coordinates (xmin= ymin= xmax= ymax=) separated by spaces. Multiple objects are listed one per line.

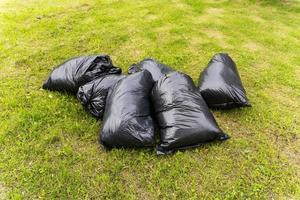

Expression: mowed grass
xmin=0 ymin=0 xmax=300 ymax=199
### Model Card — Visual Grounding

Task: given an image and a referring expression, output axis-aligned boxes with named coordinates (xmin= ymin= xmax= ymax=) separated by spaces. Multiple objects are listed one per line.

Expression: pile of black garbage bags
xmin=43 ymin=53 xmax=251 ymax=155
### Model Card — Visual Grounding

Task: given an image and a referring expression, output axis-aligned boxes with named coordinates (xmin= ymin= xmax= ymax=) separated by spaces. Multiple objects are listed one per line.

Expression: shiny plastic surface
xmin=152 ymin=72 xmax=229 ymax=154
xmin=128 ymin=58 xmax=173 ymax=81
xmin=77 ymin=75 xmax=126 ymax=119
xmin=42 ymin=55 xmax=122 ymax=93
xmin=100 ymin=70 xmax=155 ymax=148
xmin=198 ymin=53 xmax=251 ymax=109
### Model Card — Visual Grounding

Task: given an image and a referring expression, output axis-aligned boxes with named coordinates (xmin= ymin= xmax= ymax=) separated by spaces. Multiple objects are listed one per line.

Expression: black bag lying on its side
xmin=198 ymin=53 xmax=251 ymax=109
xmin=100 ymin=70 xmax=156 ymax=148
xmin=128 ymin=58 xmax=174 ymax=81
xmin=43 ymin=55 xmax=122 ymax=93
xmin=77 ymin=75 xmax=126 ymax=119
xmin=152 ymin=72 xmax=229 ymax=155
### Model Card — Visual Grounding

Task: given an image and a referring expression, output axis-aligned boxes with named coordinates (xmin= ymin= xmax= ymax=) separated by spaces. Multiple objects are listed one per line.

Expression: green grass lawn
xmin=0 ymin=0 xmax=300 ymax=199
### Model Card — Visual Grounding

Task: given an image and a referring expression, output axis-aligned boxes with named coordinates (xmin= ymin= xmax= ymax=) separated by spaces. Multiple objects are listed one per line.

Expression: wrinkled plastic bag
xmin=152 ymin=72 xmax=229 ymax=154
xmin=77 ymin=75 xmax=126 ymax=119
xmin=43 ymin=55 xmax=122 ymax=93
xmin=198 ymin=53 xmax=251 ymax=109
xmin=128 ymin=58 xmax=173 ymax=81
xmin=100 ymin=70 xmax=155 ymax=148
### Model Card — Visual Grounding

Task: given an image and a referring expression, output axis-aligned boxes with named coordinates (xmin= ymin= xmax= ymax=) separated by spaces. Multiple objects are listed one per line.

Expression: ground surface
xmin=0 ymin=0 xmax=300 ymax=199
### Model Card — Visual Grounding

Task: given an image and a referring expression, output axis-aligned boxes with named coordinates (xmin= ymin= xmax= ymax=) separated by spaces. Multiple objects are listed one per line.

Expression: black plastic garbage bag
xmin=43 ymin=55 xmax=122 ymax=93
xmin=100 ymin=70 xmax=155 ymax=148
xmin=77 ymin=75 xmax=126 ymax=119
xmin=152 ymin=72 xmax=229 ymax=154
xmin=198 ymin=53 xmax=251 ymax=109
xmin=128 ymin=58 xmax=174 ymax=81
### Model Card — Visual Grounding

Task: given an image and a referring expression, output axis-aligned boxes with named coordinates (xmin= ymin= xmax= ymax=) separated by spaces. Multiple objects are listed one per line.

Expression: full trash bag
xmin=43 ymin=55 xmax=122 ymax=93
xmin=100 ymin=70 xmax=156 ymax=148
xmin=198 ymin=53 xmax=251 ymax=109
xmin=77 ymin=75 xmax=126 ymax=119
xmin=152 ymin=72 xmax=229 ymax=154
xmin=128 ymin=58 xmax=174 ymax=81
